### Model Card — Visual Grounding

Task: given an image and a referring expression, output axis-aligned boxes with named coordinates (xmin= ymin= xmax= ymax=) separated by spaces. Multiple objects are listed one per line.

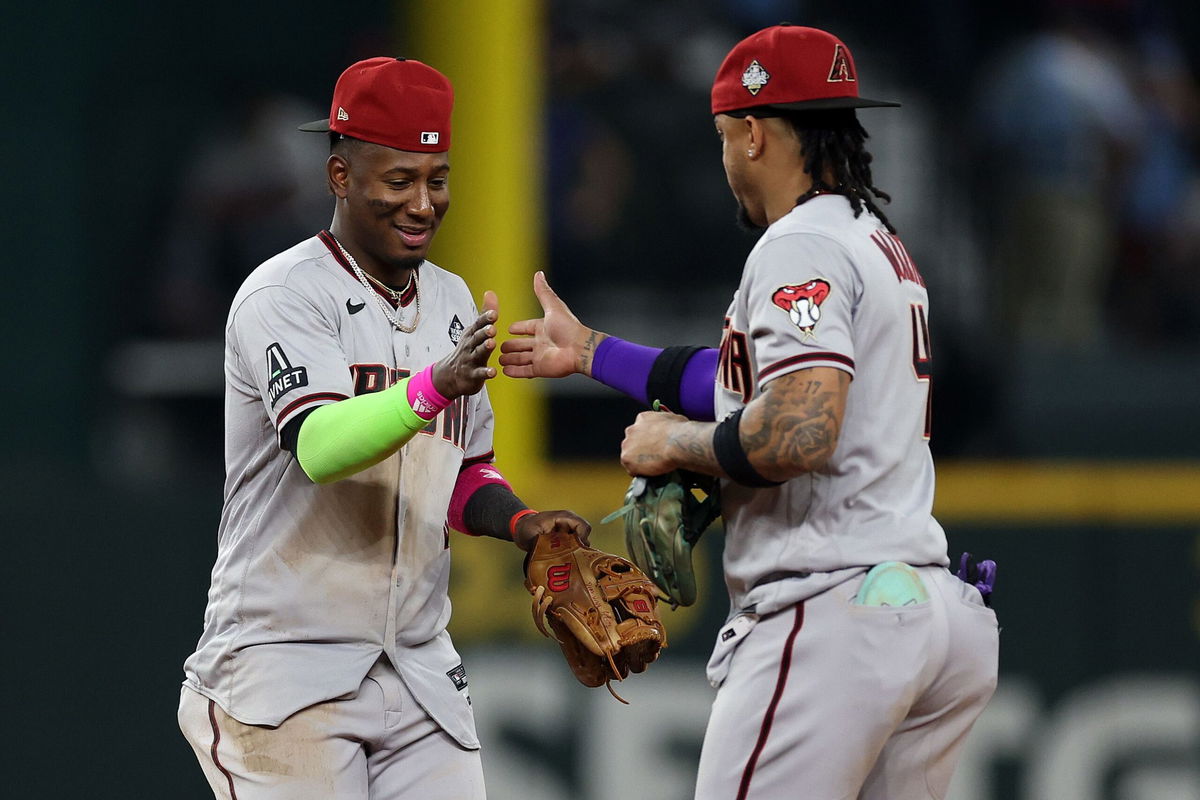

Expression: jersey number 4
xmin=910 ymin=304 xmax=932 ymax=440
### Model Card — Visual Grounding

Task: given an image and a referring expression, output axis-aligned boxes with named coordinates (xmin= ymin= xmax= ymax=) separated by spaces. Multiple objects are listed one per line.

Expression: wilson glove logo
xmin=547 ymin=564 xmax=571 ymax=593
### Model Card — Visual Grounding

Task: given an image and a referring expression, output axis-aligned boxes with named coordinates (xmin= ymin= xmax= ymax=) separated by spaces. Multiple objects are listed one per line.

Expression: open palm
xmin=499 ymin=272 xmax=600 ymax=378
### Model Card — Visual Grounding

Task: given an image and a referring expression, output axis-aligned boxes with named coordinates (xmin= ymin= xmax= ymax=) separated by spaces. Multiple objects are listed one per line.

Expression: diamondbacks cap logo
xmin=421 ymin=131 xmax=440 ymax=145
xmin=827 ymin=44 xmax=855 ymax=82
xmin=336 ymin=106 xmax=349 ymax=121
xmin=772 ymin=279 xmax=832 ymax=339
xmin=741 ymin=60 xmax=770 ymax=96
xmin=265 ymin=343 xmax=309 ymax=407
xmin=448 ymin=314 xmax=464 ymax=344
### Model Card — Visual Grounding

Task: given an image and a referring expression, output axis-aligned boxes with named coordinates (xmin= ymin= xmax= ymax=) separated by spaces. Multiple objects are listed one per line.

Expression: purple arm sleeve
xmin=679 ymin=348 xmax=719 ymax=421
xmin=590 ymin=337 xmax=658 ymax=405
xmin=590 ymin=337 xmax=718 ymax=421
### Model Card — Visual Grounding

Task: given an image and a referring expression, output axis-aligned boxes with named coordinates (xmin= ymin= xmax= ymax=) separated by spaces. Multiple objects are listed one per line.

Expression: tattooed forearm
xmin=666 ymin=422 xmax=717 ymax=470
xmin=578 ymin=330 xmax=601 ymax=375
xmin=740 ymin=368 xmax=849 ymax=480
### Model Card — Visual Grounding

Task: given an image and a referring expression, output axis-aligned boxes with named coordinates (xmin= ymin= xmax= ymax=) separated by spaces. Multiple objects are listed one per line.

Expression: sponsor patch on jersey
xmin=265 ymin=343 xmax=309 ymax=407
xmin=446 ymin=662 xmax=468 ymax=691
xmin=771 ymin=279 xmax=831 ymax=340
xmin=448 ymin=314 xmax=464 ymax=344
xmin=742 ymin=59 xmax=770 ymax=96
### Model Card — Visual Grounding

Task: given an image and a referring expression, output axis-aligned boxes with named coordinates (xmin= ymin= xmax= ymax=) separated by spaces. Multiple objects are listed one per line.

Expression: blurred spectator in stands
xmin=975 ymin=1 xmax=1145 ymax=349
xmin=1117 ymin=10 xmax=1200 ymax=345
xmin=152 ymin=87 xmax=330 ymax=338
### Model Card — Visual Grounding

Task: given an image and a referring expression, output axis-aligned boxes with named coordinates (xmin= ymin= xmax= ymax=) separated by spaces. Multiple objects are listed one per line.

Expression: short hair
xmin=329 ymin=132 xmax=365 ymax=157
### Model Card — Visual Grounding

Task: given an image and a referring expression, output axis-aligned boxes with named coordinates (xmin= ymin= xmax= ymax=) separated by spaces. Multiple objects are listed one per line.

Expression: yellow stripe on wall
xmin=515 ymin=461 xmax=1200 ymax=525
xmin=406 ymin=2 xmax=547 ymax=488
xmin=935 ymin=461 xmax=1200 ymax=523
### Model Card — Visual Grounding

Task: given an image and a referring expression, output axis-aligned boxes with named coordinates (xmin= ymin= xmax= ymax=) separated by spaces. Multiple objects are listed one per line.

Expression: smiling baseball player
xmin=501 ymin=25 xmax=998 ymax=799
xmin=177 ymin=57 xmax=590 ymax=800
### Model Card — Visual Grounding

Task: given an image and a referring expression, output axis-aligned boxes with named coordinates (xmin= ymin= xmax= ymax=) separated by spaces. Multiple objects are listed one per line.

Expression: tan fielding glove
xmin=524 ymin=529 xmax=666 ymax=702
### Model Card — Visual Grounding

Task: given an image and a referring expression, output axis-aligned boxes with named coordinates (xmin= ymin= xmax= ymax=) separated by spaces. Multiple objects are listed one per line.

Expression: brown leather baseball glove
xmin=524 ymin=529 xmax=667 ymax=702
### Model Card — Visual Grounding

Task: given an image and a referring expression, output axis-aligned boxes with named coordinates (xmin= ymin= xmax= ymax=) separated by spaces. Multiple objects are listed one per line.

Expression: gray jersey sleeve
xmin=231 ymin=285 xmax=353 ymax=434
xmin=462 ymin=385 xmax=496 ymax=463
xmin=745 ymin=232 xmax=862 ymax=390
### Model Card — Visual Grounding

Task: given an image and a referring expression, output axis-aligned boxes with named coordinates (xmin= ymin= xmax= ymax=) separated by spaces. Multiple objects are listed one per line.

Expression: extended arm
xmin=619 ymin=366 xmax=850 ymax=483
xmin=286 ymin=292 xmax=499 ymax=484
xmin=499 ymin=271 xmax=717 ymax=420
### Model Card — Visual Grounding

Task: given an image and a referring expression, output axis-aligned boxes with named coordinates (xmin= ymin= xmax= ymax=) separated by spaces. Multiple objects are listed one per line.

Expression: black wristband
xmin=713 ymin=408 xmax=784 ymax=488
xmin=462 ymin=483 xmax=530 ymax=539
xmin=647 ymin=345 xmax=705 ymax=413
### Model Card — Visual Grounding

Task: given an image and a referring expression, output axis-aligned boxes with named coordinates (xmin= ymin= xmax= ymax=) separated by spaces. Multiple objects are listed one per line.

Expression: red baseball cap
xmin=711 ymin=25 xmax=899 ymax=115
xmin=298 ymin=57 xmax=453 ymax=152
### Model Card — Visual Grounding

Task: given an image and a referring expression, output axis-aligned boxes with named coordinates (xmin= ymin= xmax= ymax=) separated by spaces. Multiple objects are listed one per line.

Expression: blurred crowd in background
xmin=8 ymin=2 xmax=1193 ymax=798
xmin=101 ymin=0 xmax=1200 ymax=483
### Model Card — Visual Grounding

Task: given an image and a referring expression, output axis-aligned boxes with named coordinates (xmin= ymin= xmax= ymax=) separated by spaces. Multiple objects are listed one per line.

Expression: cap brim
xmin=297 ymin=119 xmax=330 ymax=132
xmin=760 ymin=96 xmax=901 ymax=111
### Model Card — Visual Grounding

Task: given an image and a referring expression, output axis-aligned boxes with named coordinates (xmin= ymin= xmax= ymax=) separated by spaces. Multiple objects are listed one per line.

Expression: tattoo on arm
xmin=666 ymin=423 xmax=716 ymax=470
xmin=740 ymin=370 xmax=848 ymax=479
xmin=579 ymin=330 xmax=600 ymax=374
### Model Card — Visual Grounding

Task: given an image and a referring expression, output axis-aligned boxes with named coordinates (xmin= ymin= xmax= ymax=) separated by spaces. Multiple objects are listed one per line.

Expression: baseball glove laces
xmin=524 ymin=530 xmax=667 ymax=703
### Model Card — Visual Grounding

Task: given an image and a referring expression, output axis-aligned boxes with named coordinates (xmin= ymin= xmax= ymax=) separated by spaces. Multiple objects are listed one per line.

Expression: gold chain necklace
xmin=333 ymin=238 xmax=420 ymax=334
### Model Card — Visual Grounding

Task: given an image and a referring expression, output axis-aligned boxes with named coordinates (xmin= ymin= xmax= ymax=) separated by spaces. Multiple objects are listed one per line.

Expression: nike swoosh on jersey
xmin=347 ymin=299 xmax=366 ymax=314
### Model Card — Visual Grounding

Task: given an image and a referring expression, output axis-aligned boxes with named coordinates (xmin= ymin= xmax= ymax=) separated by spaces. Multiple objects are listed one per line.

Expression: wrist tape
xmin=712 ymin=408 xmax=784 ymax=488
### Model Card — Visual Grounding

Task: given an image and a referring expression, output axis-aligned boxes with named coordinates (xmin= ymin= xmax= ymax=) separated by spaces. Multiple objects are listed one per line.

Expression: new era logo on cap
xmin=337 ymin=107 xmax=349 ymax=121
xmin=421 ymin=131 xmax=439 ymax=145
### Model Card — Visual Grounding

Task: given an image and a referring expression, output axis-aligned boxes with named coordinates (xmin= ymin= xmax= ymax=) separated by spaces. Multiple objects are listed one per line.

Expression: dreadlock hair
xmin=731 ymin=107 xmax=895 ymax=233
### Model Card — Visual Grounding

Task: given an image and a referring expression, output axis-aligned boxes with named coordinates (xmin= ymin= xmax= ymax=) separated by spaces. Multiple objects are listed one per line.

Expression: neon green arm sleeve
xmin=296 ymin=378 xmax=430 ymax=484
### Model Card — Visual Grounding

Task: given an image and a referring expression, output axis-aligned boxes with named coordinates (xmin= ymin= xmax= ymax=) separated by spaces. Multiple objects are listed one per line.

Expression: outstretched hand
xmin=433 ymin=290 xmax=499 ymax=398
xmin=499 ymin=271 xmax=606 ymax=379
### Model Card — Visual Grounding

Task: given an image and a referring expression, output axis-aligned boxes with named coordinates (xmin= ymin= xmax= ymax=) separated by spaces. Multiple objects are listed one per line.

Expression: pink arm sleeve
xmin=447 ymin=461 xmax=514 ymax=536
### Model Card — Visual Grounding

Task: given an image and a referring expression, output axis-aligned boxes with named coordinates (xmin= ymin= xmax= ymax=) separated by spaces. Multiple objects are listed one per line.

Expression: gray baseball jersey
xmin=714 ymin=194 xmax=949 ymax=617
xmin=183 ymin=231 xmax=490 ymax=746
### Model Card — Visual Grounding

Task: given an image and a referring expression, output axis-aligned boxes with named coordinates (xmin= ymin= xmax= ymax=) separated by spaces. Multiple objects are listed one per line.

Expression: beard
xmin=388 ymin=254 xmax=426 ymax=274
xmin=735 ymin=202 xmax=765 ymax=232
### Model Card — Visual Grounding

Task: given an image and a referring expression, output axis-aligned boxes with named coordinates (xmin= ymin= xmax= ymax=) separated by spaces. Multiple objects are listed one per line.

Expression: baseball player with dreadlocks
xmin=177 ymin=57 xmax=591 ymax=799
xmin=501 ymin=25 xmax=999 ymax=799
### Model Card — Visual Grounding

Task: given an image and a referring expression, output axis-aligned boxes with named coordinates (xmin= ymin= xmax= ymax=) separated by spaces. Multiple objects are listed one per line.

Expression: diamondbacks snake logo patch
xmin=772 ymin=279 xmax=832 ymax=339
